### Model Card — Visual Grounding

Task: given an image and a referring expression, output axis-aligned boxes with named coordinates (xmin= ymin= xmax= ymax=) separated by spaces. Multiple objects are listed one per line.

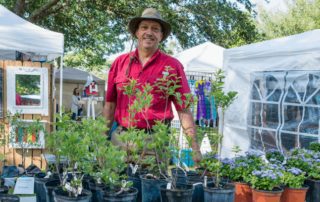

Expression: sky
xmin=252 ymin=0 xmax=288 ymax=12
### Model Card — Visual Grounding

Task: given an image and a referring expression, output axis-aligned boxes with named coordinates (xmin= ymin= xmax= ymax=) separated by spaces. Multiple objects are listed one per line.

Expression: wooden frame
xmin=6 ymin=66 xmax=49 ymax=115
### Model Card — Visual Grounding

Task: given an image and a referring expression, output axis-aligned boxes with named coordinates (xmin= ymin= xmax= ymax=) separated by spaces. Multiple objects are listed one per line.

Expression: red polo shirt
xmin=106 ymin=49 xmax=191 ymax=129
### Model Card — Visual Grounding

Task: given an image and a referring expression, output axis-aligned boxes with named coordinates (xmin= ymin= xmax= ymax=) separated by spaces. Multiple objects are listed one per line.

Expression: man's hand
xmin=192 ymin=149 xmax=202 ymax=164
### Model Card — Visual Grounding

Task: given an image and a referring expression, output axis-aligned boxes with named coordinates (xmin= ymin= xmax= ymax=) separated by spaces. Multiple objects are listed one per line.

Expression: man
xmin=103 ymin=8 xmax=201 ymax=163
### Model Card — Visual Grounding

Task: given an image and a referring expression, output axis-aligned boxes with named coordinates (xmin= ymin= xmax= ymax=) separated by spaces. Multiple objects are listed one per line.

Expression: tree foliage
xmin=1 ymin=0 xmax=261 ymax=71
xmin=256 ymin=0 xmax=320 ymax=39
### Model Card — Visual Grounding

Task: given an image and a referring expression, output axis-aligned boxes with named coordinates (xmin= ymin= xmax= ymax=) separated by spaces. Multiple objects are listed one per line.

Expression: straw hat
xmin=128 ymin=8 xmax=171 ymax=42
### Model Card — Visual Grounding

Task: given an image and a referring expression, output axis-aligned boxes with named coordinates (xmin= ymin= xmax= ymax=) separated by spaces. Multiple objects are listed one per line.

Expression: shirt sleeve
xmin=172 ymin=61 xmax=192 ymax=111
xmin=105 ymin=60 xmax=118 ymax=102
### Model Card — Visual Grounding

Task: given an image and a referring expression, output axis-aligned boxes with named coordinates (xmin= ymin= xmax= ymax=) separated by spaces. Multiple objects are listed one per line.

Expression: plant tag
xmin=64 ymin=182 xmax=73 ymax=192
xmin=44 ymin=171 xmax=52 ymax=179
xmin=166 ymin=182 xmax=172 ymax=189
xmin=182 ymin=162 xmax=190 ymax=172
xmin=121 ymin=180 xmax=128 ymax=188
xmin=204 ymin=176 xmax=207 ymax=187
xmin=77 ymin=187 xmax=83 ymax=195
xmin=130 ymin=164 xmax=139 ymax=175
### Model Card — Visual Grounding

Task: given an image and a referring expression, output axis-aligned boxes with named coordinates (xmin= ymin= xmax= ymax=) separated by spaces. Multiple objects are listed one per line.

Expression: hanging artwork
xmin=9 ymin=120 xmax=46 ymax=149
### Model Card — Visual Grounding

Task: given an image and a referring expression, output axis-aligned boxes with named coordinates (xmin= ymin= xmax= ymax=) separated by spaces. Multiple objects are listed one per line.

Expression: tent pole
xmin=59 ymin=55 xmax=64 ymax=116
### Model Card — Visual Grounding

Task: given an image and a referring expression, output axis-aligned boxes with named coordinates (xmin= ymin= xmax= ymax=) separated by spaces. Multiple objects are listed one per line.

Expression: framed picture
xmin=9 ymin=119 xmax=46 ymax=149
xmin=6 ymin=66 xmax=48 ymax=115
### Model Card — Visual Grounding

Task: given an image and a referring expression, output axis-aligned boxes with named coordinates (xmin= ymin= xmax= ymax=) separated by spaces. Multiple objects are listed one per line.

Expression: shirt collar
xmin=132 ymin=48 xmax=161 ymax=67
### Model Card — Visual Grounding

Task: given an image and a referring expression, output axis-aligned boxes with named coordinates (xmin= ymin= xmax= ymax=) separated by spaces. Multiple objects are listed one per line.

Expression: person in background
xmin=16 ymin=93 xmax=22 ymax=105
xmin=71 ymin=87 xmax=82 ymax=120
xmin=103 ymin=8 xmax=201 ymax=163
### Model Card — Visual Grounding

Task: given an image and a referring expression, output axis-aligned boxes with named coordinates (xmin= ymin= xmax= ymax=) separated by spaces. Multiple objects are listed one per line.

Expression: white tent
xmin=0 ymin=5 xmax=64 ymax=60
xmin=222 ymin=29 xmax=320 ymax=157
xmin=55 ymin=68 xmax=104 ymax=84
xmin=0 ymin=5 xmax=64 ymax=112
xmin=175 ymin=42 xmax=225 ymax=73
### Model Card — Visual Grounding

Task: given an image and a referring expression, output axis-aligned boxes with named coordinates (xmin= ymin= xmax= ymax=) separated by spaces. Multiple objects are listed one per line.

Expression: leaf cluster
xmin=1 ymin=0 xmax=260 ymax=71
xmin=211 ymin=69 xmax=238 ymax=111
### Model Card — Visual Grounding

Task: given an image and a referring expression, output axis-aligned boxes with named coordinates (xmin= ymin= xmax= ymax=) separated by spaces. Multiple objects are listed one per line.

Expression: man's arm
xmin=103 ymin=101 xmax=116 ymax=130
xmin=177 ymin=109 xmax=202 ymax=163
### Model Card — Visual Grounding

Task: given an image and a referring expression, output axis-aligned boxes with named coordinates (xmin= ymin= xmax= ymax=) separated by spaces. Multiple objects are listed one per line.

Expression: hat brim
xmin=128 ymin=17 xmax=171 ymax=42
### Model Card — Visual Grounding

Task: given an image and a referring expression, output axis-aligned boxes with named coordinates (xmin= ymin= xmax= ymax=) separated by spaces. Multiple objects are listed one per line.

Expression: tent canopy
xmin=55 ymin=68 xmax=104 ymax=84
xmin=0 ymin=5 xmax=64 ymax=60
xmin=222 ymin=29 xmax=320 ymax=157
xmin=175 ymin=42 xmax=225 ymax=73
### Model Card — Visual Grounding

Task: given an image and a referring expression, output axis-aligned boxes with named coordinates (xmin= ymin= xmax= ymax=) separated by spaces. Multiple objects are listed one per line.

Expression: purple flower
xmin=245 ymin=150 xmax=264 ymax=157
xmin=221 ymin=158 xmax=234 ymax=165
xmin=288 ymin=167 xmax=302 ymax=175
xmin=252 ymin=170 xmax=262 ymax=176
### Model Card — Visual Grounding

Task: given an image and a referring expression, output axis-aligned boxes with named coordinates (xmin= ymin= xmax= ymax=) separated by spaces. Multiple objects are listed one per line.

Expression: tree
xmin=1 ymin=0 xmax=261 ymax=71
xmin=256 ymin=0 xmax=320 ymax=39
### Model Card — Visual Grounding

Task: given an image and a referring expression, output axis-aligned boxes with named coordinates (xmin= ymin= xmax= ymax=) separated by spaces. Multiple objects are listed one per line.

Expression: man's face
xmin=135 ymin=20 xmax=163 ymax=51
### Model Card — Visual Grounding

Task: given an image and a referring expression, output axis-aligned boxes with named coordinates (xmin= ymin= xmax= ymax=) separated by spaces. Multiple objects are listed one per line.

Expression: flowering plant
xmin=265 ymin=149 xmax=284 ymax=164
xmin=228 ymin=150 xmax=265 ymax=183
xmin=199 ymin=155 xmax=234 ymax=187
xmin=250 ymin=164 xmax=284 ymax=191
xmin=282 ymin=167 xmax=306 ymax=188
xmin=309 ymin=142 xmax=320 ymax=152
xmin=308 ymin=163 xmax=320 ymax=180
xmin=286 ymin=148 xmax=313 ymax=173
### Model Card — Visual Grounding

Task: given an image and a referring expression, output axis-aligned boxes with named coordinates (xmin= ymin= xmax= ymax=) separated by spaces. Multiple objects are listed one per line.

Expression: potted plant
xmin=281 ymin=167 xmax=308 ymax=202
xmin=227 ymin=150 xmax=265 ymax=202
xmin=304 ymin=151 xmax=320 ymax=202
xmin=115 ymin=79 xmax=155 ymax=202
xmin=250 ymin=164 xmax=284 ymax=202
xmin=46 ymin=113 xmax=93 ymax=202
xmin=308 ymin=142 xmax=320 ymax=152
xmin=111 ymin=66 xmax=198 ymax=202
xmin=202 ymin=69 xmax=237 ymax=202
xmin=97 ymin=142 xmax=138 ymax=202
xmin=265 ymin=149 xmax=285 ymax=164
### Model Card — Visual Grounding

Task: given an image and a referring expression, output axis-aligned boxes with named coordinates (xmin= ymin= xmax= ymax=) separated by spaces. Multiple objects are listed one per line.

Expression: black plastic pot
xmin=103 ymin=187 xmax=138 ymax=202
xmin=140 ymin=174 xmax=167 ymax=202
xmin=160 ymin=184 xmax=194 ymax=202
xmin=305 ymin=179 xmax=320 ymax=202
xmin=44 ymin=179 xmax=60 ymax=202
xmin=127 ymin=167 xmax=148 ymax=202
xmin=0 ymin=194 xmax=20 ymax=201
xmin=128 ymin=175 xmax=142 ymax=202
xmin=0 ymin=185 xmax=9 ymax=194
xmin=171 ymin=168 xmax=198 ymax=185
xmin=34 ymin=172 xmax=60 ymax=202
xmin=186 ymin=175 xmax=214 ymax=202
xmin=53 ymin=187 xmax=92 ymax=202
xmin=203 ymin=183 xmax=235 ymax=202
xmin=88 ymin=182 xmax=106 ymax=202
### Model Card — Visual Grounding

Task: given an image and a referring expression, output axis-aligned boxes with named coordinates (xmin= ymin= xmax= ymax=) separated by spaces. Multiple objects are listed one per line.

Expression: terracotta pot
xmin=235 ymin=182 xmax=252 ymax=202
xmin=252 ymin=188 xmax=283 ymax=202
xmin=280 ymin=187 xmax=308 ymax=202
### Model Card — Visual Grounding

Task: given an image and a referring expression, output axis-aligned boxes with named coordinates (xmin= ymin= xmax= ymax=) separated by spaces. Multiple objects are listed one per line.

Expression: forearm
xmin=177 ymin=109 xmax=200 ymax=151
xmin=103 ymin=102 xmax=116 ymax=129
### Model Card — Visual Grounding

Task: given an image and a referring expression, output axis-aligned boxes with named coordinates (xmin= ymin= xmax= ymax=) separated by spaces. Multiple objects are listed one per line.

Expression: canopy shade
xmin=175 ymin=42 xmax=225 ymax=73
xmin=0 ymin=5 xmax=64 ymax=60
